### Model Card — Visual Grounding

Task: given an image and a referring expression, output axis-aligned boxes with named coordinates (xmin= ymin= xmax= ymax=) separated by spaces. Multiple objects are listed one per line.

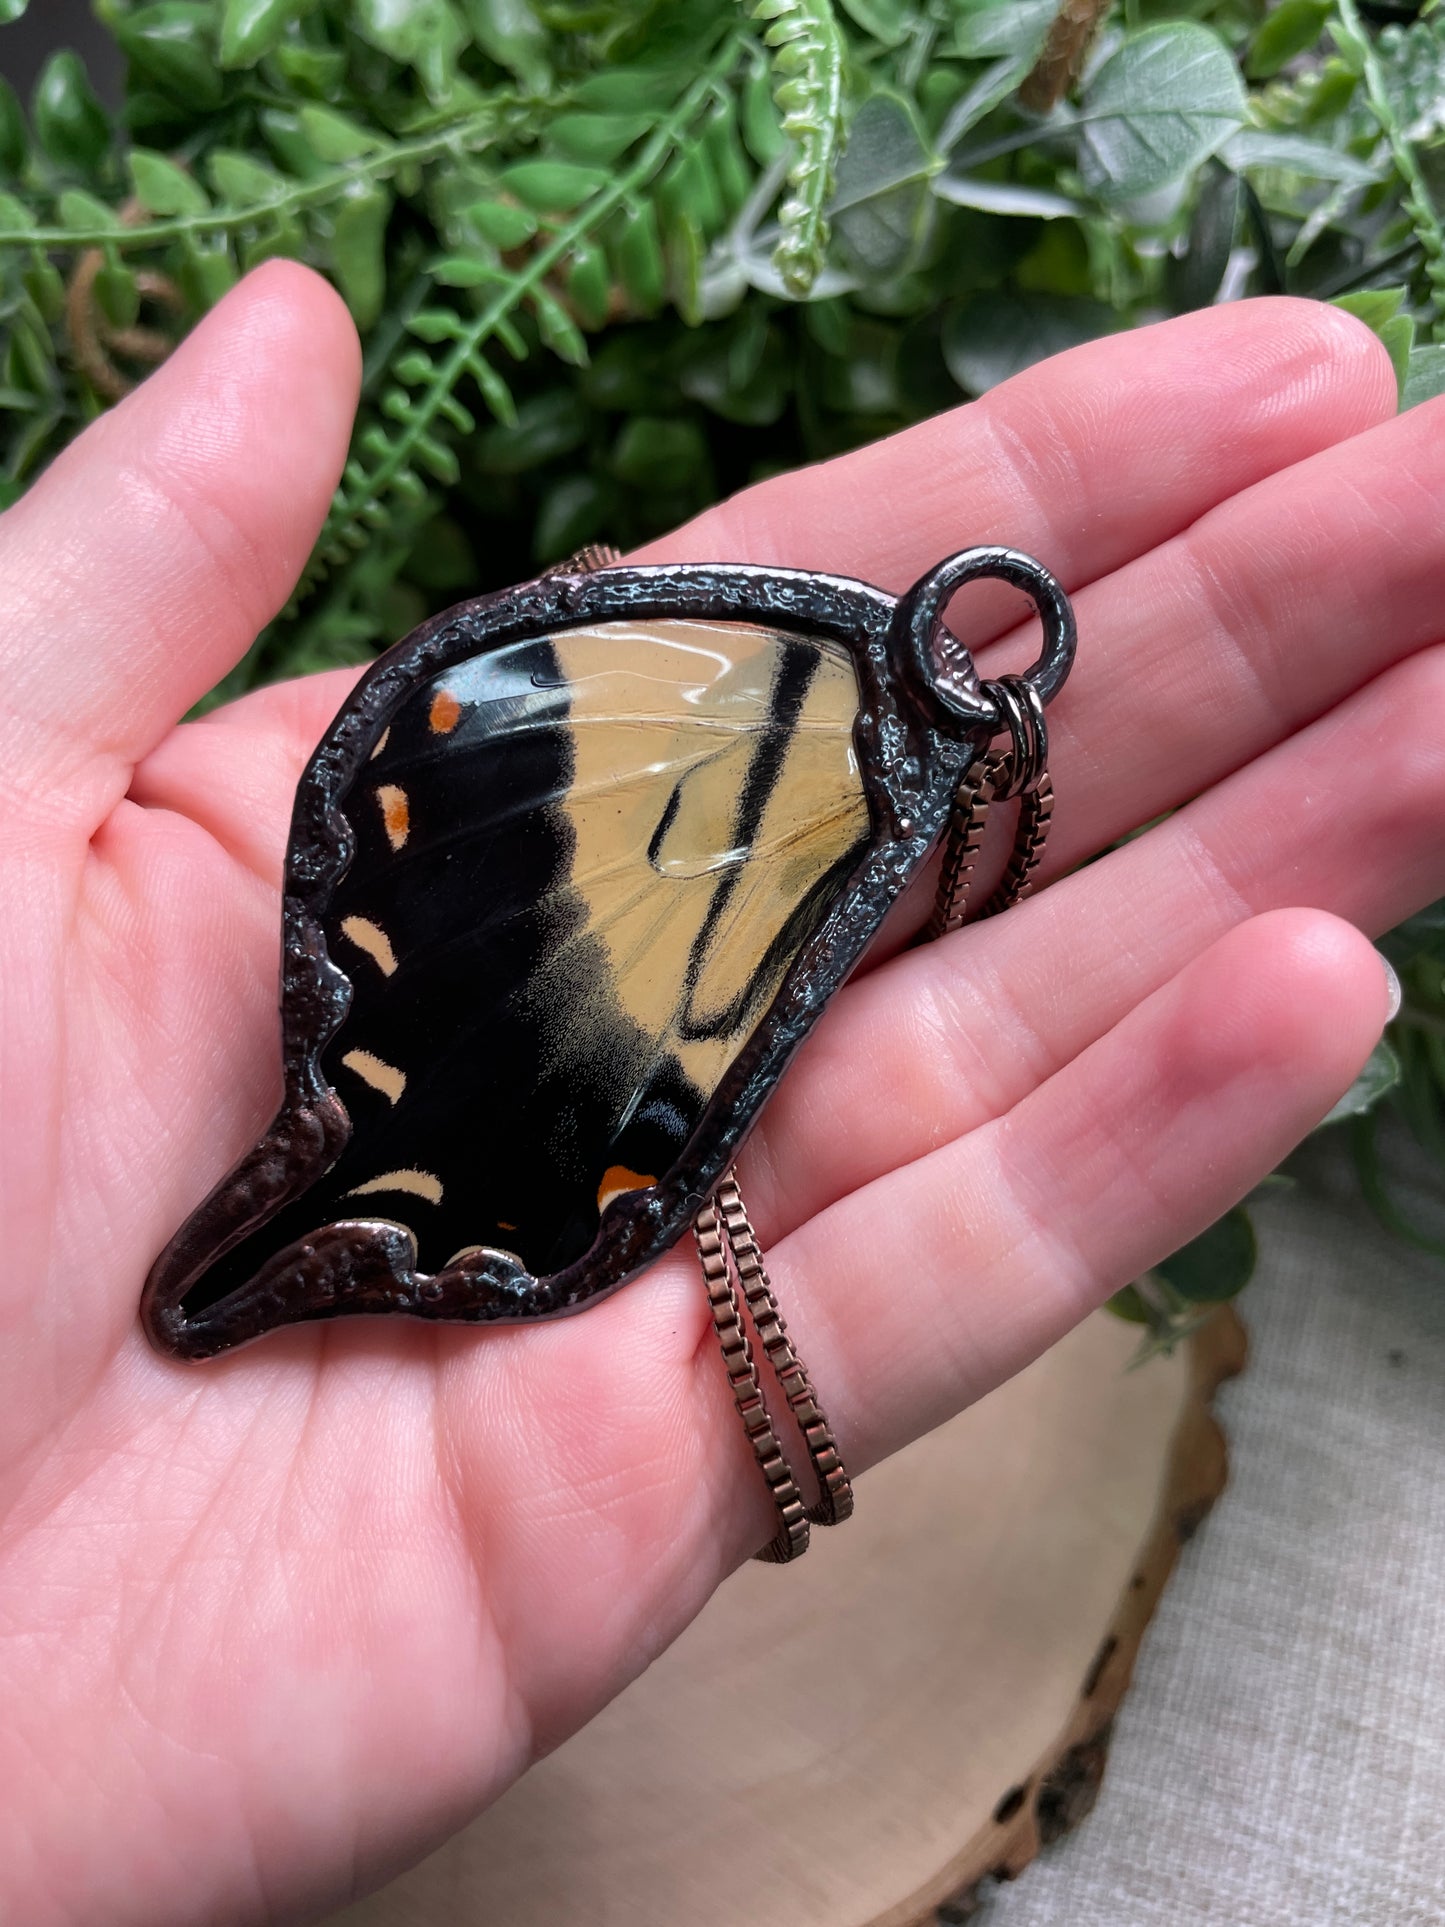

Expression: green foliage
xmin=0 ymin=0 xmax=1442 ymax=1293
xmin=1110 ymin=1207 xmax=1257 ymax=1365
xmin=753 ymin=0 xmax=845 ymax=294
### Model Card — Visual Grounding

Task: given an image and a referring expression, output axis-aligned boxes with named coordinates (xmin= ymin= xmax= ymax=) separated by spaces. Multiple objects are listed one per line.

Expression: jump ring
xmin=984 ymin=675 xmax=1048 ymax=798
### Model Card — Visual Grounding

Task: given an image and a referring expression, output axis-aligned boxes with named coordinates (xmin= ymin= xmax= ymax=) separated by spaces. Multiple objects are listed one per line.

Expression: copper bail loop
xmin=981 ymin=674 xmax=1049 ymax=800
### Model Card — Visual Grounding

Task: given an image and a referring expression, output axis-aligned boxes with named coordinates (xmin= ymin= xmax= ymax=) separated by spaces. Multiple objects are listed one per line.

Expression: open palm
xmin=4 ymin=263 xmax=1441 ymax=1927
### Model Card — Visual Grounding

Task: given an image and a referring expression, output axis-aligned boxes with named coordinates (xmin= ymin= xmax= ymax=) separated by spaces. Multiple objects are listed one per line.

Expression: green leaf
xmin=741 ymin=66 xmax=785 ymax=167
xmin=208 ymin=150 xmax=288 ymax=205
xmin=532 ymin=286 xmax=588 ymax=366
xmin=1164 ymin=163 xmax=1239 ymax=312
xmin=1318 ymin=1037 xmax=1402 ymax=1129
xmin=665 ymin=207 xmax=704 ymax=326
xmin=114 ymin=5 xmax=226 ymax=111
xmin=830 ymin=93 xmax=937 ymax=278
xmin=659 ymin=144 xmax=723 ymax=245
xmin=1077 ymin=23 xmax=1247 ymax=204
xmin=300 ymin=104 xmax=385 ymax=163
xmin=1220 ymin=129 xmax=1377 ymax=186
xmin=432 ymin=254 xmax=507 ymax=288
xmin=1245 ymin=0 xmax=1329 ymax=80
xmin=942 ymin=293 xmax=1115 ymax=393
xmin=611 ymin=415 xmax=708 ymax=491
xmin=574 ymin=67 xmax=692 ymax=113
xmin=952 ymin=0 xmax=1054 ymax=60
xmin=178 ymin=234 xmax=238 ymax=305
xmin=331 ymin=185 xmax=391 ymax=330
xmin=1377 ymin=316 xmax=1416 ymax=399
xmin=219 ymin=0 xmax=301 ymax=68
xmin=240 ymin=212 xmax=306 ymax=268
xmin=1333 ymin=288 xmax=1414 ymax=395
xmin=500 ymin=161 xmax=609 ymax=211
xmin=412 ymin=433 xmax=460 ymax=485
xmin=705 ymin=105 xmax=752 ymax=217
xmin=408 ymin=309 xmax=466 ymax=343
xmin=32 ymin=51 xmax=111 ymax=174
xmin=535 ymin=474 xmax=607 ymax=561
xmin=566 ymin=240 xmax=611 ymax=330
xmin=0 ymin=0 xmax=30 ymax=22
xmin=128 ymin=150 xmax=211 ymax=218
xmin=1104 ymin=1283 xmax=1152 ymax=1326
xmin=1375 ymin=14 xmax=1445 ymax=144
xmin=354 ymin=0 xmax=469 ymax=101
xmin=549 ymin=114 xmax=651 ymax=165
xmin=463 ymin=0 xmax=549 ymax=88
xmin=614 ymin=199 xmax=666 ymax=311
xmin=272 ymin=42 xmax=348 ymax=94
xmin=94 ymin=260 xmax=140 ymax=331
xmin=933 ymin=174 xmax=1077 ymax=218
xmin=0 ymin=75 xmax=28 ymax=174
xmin=937 ymin=55 xmax=1032 ymax=153
xmin=1154 ymin=1207 xmax=1257 ymax=1304
xmin=1331 ymin=286 xmax=1404 ymax=331
xmin=467 ymin=199 xmax=538 ymax=248
xmin=57 ymin=189 xmax=118 ymax=233
xmin=478 ymin=389 xmax=588 ymax=473
xmin=678 ymin=309 xmax=789 ymax=425
xmin=1402 ymin=344 xmax=1445 ymax=411
xmin=22 ymin=257 xmax=65 ymax=324
xmin=836 ymin=0 xmax=908 ymax=50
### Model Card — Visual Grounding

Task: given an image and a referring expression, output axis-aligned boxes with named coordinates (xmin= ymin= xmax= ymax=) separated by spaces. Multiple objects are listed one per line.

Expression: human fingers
xmin=973 ymin=390 xmax=1445 ymax=876
xmin=636 ymin=298 xmax=1393 ymax=636
xmin=742 ymin=645 xmax=1445 ymax=1246
xmin=0 ymin=262 xmax=359 ymax=798
xmin=747 ymin=909 xmax=1388 ymax=1479
xmin=131 ymin=299 xmax=1394 ymax=873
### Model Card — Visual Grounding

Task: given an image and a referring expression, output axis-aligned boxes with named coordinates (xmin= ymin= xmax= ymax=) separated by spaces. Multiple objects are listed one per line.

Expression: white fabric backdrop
xmin=979 ymin=1125 xmax=1445 ymax=1925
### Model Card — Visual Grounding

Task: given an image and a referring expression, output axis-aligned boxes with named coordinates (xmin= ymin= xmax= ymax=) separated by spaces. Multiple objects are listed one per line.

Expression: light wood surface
xmin=330 ymin=1308 xmax=1243 ymax=1927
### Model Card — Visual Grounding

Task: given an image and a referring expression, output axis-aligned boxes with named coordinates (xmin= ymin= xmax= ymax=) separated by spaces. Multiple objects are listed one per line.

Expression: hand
xmin=3 ymin=263 xmax=1439 ymax=1926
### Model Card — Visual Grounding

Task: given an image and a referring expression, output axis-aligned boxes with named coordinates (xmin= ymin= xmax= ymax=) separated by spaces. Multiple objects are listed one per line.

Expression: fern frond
xmin=0 ymin=104 xmax=534 ymax=253
xmin=302 ymin=36 xmax=745 ymax=597
xmin=752 ymin=0 xmax=846 ymax=297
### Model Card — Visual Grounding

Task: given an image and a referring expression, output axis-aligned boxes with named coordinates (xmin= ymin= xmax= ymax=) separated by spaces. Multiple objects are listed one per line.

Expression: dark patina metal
xmin=142 ymin=547 xmax=1075 ymax=1360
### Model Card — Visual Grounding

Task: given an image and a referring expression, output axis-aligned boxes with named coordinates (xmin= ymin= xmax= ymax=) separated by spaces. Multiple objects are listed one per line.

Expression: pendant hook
xmin=899 ymin=544 xmax=1077 ymax=729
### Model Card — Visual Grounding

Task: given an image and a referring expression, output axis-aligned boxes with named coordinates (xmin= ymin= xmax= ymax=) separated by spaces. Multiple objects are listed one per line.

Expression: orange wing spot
xmin=429 ymin=688 xmax=462 ymax=734
xmin=597 ymin=1165 xmax=656 ymax=1213
xmin=497 ymin=1220 xmax=517 ymax=1232
xmin=377 ymin=784 xmax=409 ymax=851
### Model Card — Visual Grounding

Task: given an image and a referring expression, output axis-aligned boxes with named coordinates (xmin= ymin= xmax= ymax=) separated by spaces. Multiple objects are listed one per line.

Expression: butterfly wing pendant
xmin=143 ymin=547 xmax=1075 ymax=1359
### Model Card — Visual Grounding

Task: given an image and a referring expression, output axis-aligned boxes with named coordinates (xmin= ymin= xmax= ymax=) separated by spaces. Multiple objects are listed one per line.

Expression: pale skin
xmin=3 ymin=261 xmax=1443 ymax=1926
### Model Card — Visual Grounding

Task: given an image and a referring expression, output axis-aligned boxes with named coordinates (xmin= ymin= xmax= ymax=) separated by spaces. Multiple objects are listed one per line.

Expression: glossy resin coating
xmin=143 ymin=552 xmax=1074 ymax=1359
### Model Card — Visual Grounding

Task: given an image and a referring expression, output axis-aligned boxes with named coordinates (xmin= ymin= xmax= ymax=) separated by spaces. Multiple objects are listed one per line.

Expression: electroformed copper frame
xmin=141 ymin=547 xmax=1076 ymax=1361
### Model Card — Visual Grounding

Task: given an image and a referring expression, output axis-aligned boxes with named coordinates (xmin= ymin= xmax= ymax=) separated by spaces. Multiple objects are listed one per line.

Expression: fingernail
xmin=1381 ymin=954 xmax=1402 ymax=1024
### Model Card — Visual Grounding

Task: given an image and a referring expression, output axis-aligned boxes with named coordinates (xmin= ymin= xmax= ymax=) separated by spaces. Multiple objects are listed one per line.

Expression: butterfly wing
xmin=170 ymin=616 xmax=872 ymax=1332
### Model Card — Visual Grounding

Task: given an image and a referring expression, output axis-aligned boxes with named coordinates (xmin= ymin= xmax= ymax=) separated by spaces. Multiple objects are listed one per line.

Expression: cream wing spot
xmin=339 ymin=916 xmax=398 ymax=977
xmin=369 ymin=725 xmax=391 ymax=761
xmin=346 ymin=1170 xmax=443 ymax=1206
xmin=341 ymin=1050 xmax=407 ymax=1105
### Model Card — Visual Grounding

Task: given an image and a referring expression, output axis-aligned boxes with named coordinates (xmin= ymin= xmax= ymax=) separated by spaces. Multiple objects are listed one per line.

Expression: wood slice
xmin=331 ymin=1308 xmax=1245 ymax=1927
